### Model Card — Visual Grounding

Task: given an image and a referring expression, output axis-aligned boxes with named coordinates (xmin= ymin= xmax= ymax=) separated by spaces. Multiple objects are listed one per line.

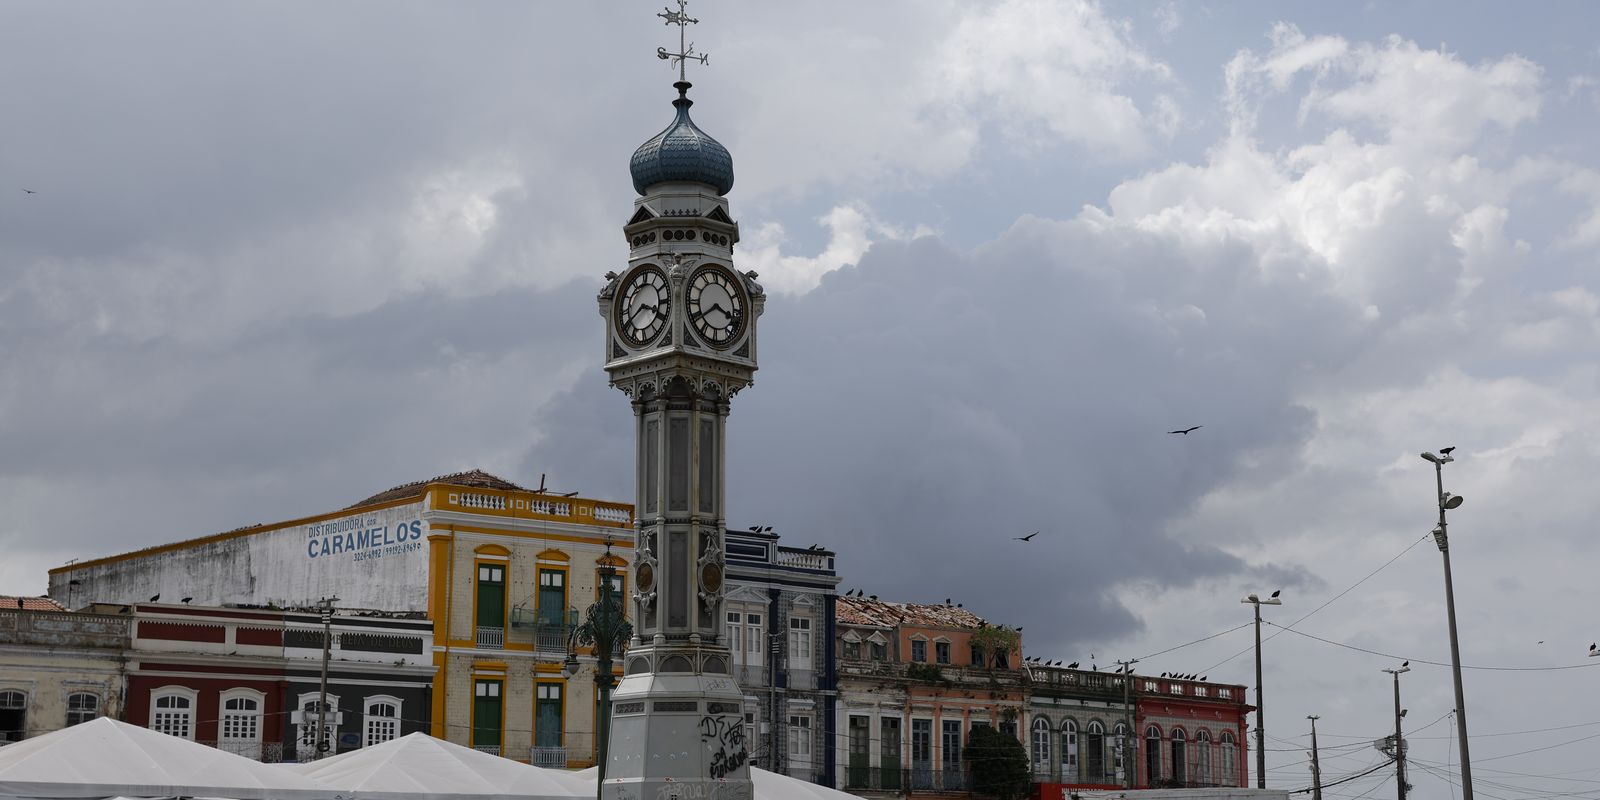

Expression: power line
xmin=1266 ymin=622 xmax=1600 ymax=672
xmin=1203 ymin=531 xmax=1432 ymax=673
xmin=1137 ymin=622 xmax=1253 ymax=661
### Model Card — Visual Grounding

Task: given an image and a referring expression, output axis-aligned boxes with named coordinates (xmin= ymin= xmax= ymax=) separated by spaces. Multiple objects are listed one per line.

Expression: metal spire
xmin=656 ymin=1 xmax=709 ymax=82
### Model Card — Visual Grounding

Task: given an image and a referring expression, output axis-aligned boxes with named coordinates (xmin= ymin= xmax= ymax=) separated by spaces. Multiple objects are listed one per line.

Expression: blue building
xmin=722 ymin=528 xmax=840 ymax=786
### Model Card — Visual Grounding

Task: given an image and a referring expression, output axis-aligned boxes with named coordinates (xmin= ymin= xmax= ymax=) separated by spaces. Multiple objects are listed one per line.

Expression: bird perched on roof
xmin=869 ymin=595 xmax=877 ymax=600
xmin=180 ymin=597 xmax=193 ymax=604
xmin=1271 ymin=589 xmax=1281 ymax=599
xmin=945 ymin=598 xmax=952 ymax=605
xmin=1067 ymin=661 xmax=1078 ymax=669
xmin=13 ymin=599 xmax=21 ymax=609
xmin=149 ymin=594 xmax=160 ymax=602
xmin=1168 ymin=426 xmax=1202 ymax=435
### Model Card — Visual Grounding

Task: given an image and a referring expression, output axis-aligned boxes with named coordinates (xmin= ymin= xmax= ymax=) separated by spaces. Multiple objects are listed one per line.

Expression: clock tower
xmin=597 ymin=4 xmax=760 ymax=800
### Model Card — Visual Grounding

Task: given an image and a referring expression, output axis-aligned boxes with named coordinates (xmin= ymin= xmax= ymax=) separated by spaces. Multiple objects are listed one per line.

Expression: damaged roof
xmin=351 ymin=469 xmax=528 ymax=508
xmin=837 ymin=595 xmax=989 ymax=629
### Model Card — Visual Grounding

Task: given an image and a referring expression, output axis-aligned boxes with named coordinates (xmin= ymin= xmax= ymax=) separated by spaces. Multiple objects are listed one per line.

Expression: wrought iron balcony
xmin=475 ymin=626 xmax=505 ymax=649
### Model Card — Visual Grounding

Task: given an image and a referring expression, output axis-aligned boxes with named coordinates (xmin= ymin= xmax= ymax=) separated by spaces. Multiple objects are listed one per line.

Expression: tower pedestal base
xmin=603 ymin=669 xmax=753 ymax=800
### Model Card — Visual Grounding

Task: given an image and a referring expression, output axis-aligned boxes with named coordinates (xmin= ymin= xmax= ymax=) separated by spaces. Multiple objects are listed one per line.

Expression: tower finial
xmin=655 ymin=1 xmax=709 ymax=83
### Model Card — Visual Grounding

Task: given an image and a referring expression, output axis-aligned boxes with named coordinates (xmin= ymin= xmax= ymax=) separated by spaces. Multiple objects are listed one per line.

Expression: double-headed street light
xmin=563 ymin=547 xmax=632 ymax=800
xmin=1421 ymin=448 xmax=1473 ymax=800
xmin=1381 ymin=664 xmax=1410 ymax=800
xmin=1242 ymin=591 xmax=1281 ymax=789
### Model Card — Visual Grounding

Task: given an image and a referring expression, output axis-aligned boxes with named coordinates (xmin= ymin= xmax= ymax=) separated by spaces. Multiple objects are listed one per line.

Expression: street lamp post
xmin=1382 ymin=664 xmax=1410 ymax=800
xmin=1241 ymin=592 xmax=1281 ymax=789
xmin=314 ymin=595 xmax=339 ymax=760
xmin=564 ymin=548 xmax=632 ymax=800
xmin=1421 ymin=448 xmax=1473 ymax=800
xmin=1115 ymin=659 xmax=1138 ymax=790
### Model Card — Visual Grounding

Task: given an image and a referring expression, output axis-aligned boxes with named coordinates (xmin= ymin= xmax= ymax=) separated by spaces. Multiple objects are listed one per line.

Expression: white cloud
xmin=739 ymin=204 xmax=932 ymax=295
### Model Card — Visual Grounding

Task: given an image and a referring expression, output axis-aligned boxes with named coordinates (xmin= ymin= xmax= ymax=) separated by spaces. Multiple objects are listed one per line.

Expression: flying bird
xmin=21 ymin=189 xmax=37 ymax=194
xmin=1168 ymin=426 xmax=1203 ymax=435
xmin=1013 ymin=531 xmax=1039 ymax=542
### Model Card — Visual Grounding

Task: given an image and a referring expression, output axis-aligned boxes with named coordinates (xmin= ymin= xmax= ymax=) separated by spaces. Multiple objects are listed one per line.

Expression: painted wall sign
xmin=305 ymin=513 xmax=424 ymax=561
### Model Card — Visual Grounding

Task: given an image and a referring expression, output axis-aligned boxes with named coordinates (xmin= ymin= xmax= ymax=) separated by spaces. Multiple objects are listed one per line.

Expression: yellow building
xmin=48 ymin=470 xmax=635 ymax=765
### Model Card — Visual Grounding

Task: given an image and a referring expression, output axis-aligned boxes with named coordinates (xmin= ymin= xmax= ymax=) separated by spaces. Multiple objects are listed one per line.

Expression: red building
xmin=1133 ymin=675 xmax=1251 ymax=788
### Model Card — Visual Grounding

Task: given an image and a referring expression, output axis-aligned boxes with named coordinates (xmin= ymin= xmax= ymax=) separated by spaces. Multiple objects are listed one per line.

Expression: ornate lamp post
xmin=565 ymin=548 xmax=632 ymax=800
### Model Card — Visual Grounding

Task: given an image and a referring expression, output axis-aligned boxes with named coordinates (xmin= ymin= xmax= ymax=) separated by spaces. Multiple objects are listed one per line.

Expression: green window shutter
xmin=477 ymin=565 xmax=505 ymax=629
xmin=472 ymin=680 xmax=502 ymax=748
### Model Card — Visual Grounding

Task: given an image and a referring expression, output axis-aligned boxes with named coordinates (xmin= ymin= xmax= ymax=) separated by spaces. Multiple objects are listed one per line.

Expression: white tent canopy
xmin=0 ymin=718 xmax=335 ymax=800
xmin=289 ymin=733 xmax=589 ymax=800
xmin=572 ymin=766 xmax=864 ymax=800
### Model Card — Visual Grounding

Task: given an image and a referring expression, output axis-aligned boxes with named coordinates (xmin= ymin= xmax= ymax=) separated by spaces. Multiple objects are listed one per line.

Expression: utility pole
xmin=314 ymin=596 xmax=339 ymax=760
xmin=1383 ymin=665 xmax=1411 ymax=800
xmin=1421 ymin=448 xmax=1473 ymax=800
xmin=1241 ymin=592 xmax=1281 ymax=789
xmin=1115 ymin=659 xmax=1138 ymax=789
xmin=1307 ymin=716 xmax=1322 ymax=800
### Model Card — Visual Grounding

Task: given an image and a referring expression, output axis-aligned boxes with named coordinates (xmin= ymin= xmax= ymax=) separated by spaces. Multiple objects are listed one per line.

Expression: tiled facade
xmin=723 ymin=529 xmax=840 ymax=785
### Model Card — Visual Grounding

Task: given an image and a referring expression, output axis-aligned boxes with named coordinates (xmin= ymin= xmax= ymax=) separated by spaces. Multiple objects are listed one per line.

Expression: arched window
xmin=0 ymin=690 xmax=26 ymax=742
xmin=1144 ymin=725 xmax=1162 ymax=785
xmin=150 ymin=687 xmax=197 ymax=740
xmin=1060 ymin=718 xmax=1078 ymax=779
xmin=1170 ymin=728 xmax=1187 ymax=785
xmin=1084 ymin=721 xmax=1106 ymax=781
xmin=1220 ymin=731 xmax=1238 ymax=785
xmin=296 ymin=692 xmax=342 ymax=758
xmin=1030 ymin=717 xmax=1052 ymax=777
xmin=220 ymin=689 xmax=263 ymax=758
xmin=66 ymin=692 xmax=99 ymax=727
xmin=1196 ymin=729 xmax=1212 ymax=786
xmin=365 ymin=696 xmax=402 ymax=746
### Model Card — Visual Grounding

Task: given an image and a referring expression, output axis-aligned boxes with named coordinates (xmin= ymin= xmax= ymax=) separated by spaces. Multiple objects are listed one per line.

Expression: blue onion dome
xmin=630 ymin=81 xmax=734 ymax=196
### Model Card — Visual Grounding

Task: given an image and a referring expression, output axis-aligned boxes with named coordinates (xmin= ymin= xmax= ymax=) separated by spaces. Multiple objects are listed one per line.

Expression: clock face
xmin=687 ymin=266 xmax=745 ymax=347
xmin=617 ymin=267 xmax=668 ymax=346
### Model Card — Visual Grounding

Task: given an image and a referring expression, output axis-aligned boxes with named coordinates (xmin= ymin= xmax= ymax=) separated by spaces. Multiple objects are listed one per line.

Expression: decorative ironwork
xmin=656 ymin=1 xmax=709 ymax=81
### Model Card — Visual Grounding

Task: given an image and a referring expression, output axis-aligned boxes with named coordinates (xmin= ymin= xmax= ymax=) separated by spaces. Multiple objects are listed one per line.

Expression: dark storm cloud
xmin=527 ymin=219 xmax=1364 ymax=645
xmin=0 ymin=278 xmax=598 ymax=549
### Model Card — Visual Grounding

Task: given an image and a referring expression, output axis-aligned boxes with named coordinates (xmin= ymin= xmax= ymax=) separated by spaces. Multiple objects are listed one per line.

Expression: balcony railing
xmin=907 ymin=767 xmax=971 ymax=792
xmin=530 ymin=745 xmax=585 ymax=768
xmin=474 ymin=745 xmax=501 ymax=757
xmin=476 ymin=626 xmax=504 ymax=649
xmin=844 ymin=765 xmax=907 ymax=793
xmin=201 ymin=740 xmax=286 ymax=762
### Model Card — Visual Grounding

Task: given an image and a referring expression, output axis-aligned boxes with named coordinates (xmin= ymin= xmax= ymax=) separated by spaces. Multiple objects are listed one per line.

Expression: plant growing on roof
xmin=969 ymin=625 xmax=1020 ymax=668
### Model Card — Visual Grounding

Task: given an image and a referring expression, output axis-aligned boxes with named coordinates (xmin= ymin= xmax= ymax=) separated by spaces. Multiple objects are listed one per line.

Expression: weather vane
xmin=656 ymin=0 xmax=709 ymax=82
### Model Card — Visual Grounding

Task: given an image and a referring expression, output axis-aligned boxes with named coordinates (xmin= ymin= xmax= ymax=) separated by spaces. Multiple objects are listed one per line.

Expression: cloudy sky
xmin=5 ymin=0 xmax=1600 ymax=793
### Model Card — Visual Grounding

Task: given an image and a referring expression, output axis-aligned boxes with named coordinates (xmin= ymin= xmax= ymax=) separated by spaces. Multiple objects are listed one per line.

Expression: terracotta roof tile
xmin=836 ymin=596 xmax=989 ymax=629
xmin=350 ymin=469 xmax=527 ymax=508
xmin=2 ymin=596 xmax=68 ymax=612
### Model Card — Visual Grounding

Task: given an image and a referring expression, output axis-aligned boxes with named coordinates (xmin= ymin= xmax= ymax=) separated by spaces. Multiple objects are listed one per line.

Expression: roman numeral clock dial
xmin=687 ymin=266 xmax=745 ymax=347
xmin=617 ymin=267 xmax=668 ymax=346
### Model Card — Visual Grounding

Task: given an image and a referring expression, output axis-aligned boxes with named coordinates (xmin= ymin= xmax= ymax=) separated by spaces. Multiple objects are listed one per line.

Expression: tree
xmin=966 ymin=724 xmax=1031 ymax=800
